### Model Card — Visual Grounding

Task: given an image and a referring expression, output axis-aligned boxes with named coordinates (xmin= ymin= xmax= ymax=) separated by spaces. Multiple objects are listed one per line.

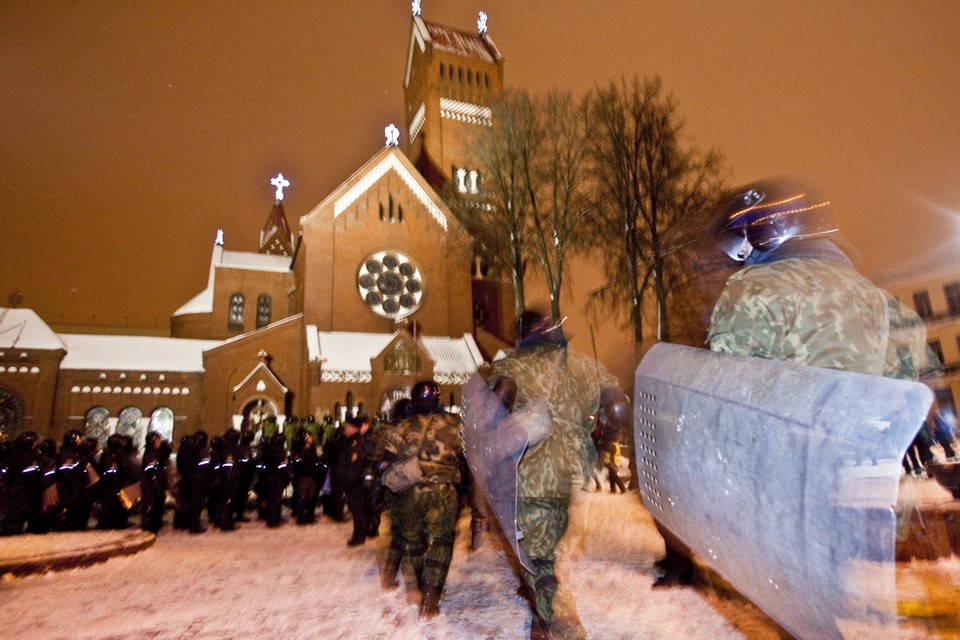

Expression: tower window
xmin=458 ymin=67 xmax=463 ymax=82
xmin=257 ymin=294 xmax=272 ymax=329
xmin=379 ymin=202 xmax=385 ymax=221
xmin=485 ymin=72 xmax=490 ymax=88
xmin=945 ymin=282 xmax=960 ymax=316
xmin=398 ymin=205 xmax=405 ymax=223
xmin=439 ymin=62 xmax=445 ymax=78
xmin=228 ymin=292 xmax=245 ymax=331
xmin=468 ymin=69 xmax=473 ymax=84
xmin=913 ymin=290 xmax=933 ymax=319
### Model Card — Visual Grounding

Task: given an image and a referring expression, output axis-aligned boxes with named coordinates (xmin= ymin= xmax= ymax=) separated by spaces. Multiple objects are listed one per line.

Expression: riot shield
xmin=636 ymin=343 xmax=932 ymax=640
xmin=461 ymin=372 xmax=534 ymax=573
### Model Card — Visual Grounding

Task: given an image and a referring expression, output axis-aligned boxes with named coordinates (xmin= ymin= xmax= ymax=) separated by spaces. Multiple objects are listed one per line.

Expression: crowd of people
xmin=0 ymin=412 xmax=394 ymax=542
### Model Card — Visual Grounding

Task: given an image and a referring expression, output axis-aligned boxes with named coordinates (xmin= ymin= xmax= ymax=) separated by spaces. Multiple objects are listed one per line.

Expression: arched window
xmin=228 ymin=292 xmax=245 ymax=331
xmin=149 ymin=407 xmax=175 ymax=443
xmin=84 ymin=406 xmax=111 ymax=450
xmin=117 ymin=406 xmax=143 ymax=442
xmin=257 ymin=294 xmax=272 ymax=329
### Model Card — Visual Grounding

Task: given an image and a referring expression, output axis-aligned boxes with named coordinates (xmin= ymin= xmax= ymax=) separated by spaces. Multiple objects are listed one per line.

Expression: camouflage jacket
xmin=489 ymin=343 xmax=620 ymax=499
xmin=708 ymin=257 xmax=930 ymax=380
xmin=381 ymin=411 xmax=463 ymax=486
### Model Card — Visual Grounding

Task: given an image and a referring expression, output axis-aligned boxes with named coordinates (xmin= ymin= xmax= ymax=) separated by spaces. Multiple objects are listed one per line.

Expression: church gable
xmin=300 ymin=146 xmax=454 ymax=235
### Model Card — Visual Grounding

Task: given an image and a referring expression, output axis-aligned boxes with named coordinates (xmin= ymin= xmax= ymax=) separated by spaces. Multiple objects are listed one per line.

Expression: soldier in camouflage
xmin=489 ymin=309 xmax=632 ymax=640
xmin=652 ymin=177 xmax=934 ymax=588
xmin=379 ymin=380 xmax=463 ymax=620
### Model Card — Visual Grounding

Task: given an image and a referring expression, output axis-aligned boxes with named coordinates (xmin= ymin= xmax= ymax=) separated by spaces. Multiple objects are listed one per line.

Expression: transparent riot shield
xmin=635 ymin=343 xmax=932 ymax=640
xmin=461 ymin=372 xmax=534 ymax=573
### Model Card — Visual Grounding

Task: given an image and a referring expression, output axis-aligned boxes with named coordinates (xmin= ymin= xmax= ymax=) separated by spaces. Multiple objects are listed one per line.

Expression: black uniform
xmin=289 ymin=430 xmax=324 ymax=525
xmin=140 ymin=432 xmax=172 ymax=533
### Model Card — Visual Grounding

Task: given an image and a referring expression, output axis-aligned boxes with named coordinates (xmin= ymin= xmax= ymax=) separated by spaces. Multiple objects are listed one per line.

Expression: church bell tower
xmin=403 ymin=8 xmax=504 ymax=193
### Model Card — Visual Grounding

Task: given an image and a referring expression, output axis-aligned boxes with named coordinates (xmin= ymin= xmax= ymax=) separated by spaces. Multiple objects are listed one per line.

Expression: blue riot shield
xmin=461 ymin=372 xmax=534 ymax=573
xmin=635 ymin=343 xmax=933 ymax=640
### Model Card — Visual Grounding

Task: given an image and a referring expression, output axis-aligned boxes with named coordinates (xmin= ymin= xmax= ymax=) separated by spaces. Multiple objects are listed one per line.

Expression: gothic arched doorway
xmin=240 ymin=398 xmax=277 ymax=434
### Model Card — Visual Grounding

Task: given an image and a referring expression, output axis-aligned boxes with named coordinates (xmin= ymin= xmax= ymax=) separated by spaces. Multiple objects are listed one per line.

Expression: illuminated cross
xmin=215 ymin=229 xmax=224 ymax=246
xmin=385 ymin=124 xmax=400 ymax=147
xmin=412 ymin=0 xmax=421 ymax=17
xmin=270 ymin=172 xmax=290 ymax=201
xmin=478 ymin=11 xmax=488 ymax=34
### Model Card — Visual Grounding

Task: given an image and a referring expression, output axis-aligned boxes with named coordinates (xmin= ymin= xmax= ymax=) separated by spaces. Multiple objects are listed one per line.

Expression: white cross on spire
xmin=478 ymin=11 xmax=488 ymax=34
xmin=412 ymin=0 xmax=421 ymax=17
xmin=270 ymin=172 xmax=290 ymax=201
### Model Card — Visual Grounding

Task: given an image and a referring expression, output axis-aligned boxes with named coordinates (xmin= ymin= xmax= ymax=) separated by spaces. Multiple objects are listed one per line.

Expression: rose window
xmin=357 ymin=250 xmax=424 ymax=318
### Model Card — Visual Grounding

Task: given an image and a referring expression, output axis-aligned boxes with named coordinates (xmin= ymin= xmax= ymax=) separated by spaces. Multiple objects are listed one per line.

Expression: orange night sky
xmin=2 ymin=1 xmax=959 ymax=342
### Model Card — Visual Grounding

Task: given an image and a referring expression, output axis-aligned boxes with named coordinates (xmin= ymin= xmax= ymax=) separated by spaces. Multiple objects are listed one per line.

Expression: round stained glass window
xmin=357 ymin=250 xmax=424 ymax=319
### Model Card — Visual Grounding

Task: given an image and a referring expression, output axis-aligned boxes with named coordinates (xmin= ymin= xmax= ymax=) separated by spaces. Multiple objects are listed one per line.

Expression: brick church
xmin=0 ymin=12 xmax=513 ymax=447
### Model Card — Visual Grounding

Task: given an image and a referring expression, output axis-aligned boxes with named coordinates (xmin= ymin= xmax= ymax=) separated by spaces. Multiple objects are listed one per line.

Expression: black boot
xmin=419 ymin=585 xmax=441 ymax=620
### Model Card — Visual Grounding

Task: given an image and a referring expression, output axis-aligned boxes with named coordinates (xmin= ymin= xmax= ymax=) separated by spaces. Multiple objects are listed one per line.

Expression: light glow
xmin=270 ymin=172 xmax=290 ymax=201
xmin=384 ymin=123 xmax=400 ymax=147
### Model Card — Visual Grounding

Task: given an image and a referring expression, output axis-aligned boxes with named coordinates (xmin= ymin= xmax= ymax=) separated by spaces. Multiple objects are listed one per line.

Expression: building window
xmin=398 ymin=205 xmax=404 ymax=223
xmin=257 ymin=294 xmax=272 ymax=329
xmin=946 ymin=282 xmax=960 ymax=316
xmin=913 ymin=290 xmax=934 ymax=319
xmin=929 ymin=338 xmax=945 ymax=366
xmin=117 ymin=406 xmax=143 ymax=449
xmin=149 ymin=406 xmax=175 ymax=443
xmin=84 ymin=406 xmax=111 ymax=449
xmin=439 ymin=62 xmax=444 ymax=79
xmin=228 ymin=292 xmax=245 ymax=331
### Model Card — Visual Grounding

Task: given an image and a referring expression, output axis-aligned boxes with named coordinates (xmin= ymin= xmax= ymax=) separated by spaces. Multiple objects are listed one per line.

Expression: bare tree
xmin=451 ymin=89 xmax=592 ymax=321
xmin=587 ymin=75 xmax=726 ymax=345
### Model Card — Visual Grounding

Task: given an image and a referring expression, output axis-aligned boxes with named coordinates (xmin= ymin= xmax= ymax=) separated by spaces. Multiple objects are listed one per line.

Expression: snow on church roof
xmin=307 ymin=327 xmax=484 ymax=385
xmin=59 ymin=334 xmax=221 ymax=372
xmin=172 ymin=248 xmax=292 ymax=317
xmin=422 ymin=19 xmax=500 ymax=63
xmin=0 ymin=308 xmax=65 ymax=351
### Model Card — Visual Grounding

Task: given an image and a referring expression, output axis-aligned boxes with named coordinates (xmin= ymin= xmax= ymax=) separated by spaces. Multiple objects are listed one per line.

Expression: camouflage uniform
xmin=489 ymin=343 xmax=619 ymax=640
xmin=708 ymin=256 xmax=933 ymax=379
xmin=381 ymin=411 xmax=463 ymax=600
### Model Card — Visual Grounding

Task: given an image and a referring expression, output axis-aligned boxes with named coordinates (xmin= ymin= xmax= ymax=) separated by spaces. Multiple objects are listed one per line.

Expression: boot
xmin=381 ymin=558 xmax=399 ymax=591
xmin=419 ymin=585 xmax=441 ymax=620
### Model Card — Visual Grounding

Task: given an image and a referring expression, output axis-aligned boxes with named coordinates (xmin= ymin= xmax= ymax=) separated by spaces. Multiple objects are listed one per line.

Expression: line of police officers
xmin=0 ymin=412 xmax=392 ymax=540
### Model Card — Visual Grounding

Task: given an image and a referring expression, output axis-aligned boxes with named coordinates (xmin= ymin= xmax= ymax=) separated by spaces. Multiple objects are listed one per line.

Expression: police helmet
xmin=712 ymin=177 xmax=837 ymax=262
xmin=410 ymin=380 xmax=442 ymax=413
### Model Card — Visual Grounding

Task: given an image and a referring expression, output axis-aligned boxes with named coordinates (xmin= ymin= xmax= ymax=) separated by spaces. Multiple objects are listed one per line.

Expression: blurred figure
xmin=140 ymin=430 xmax=172 ymax=533
xmin=289 ymin=427 xmax=323 ymax=525
xmin=931 ymin=410 xmax=957 ymax=460
xmin=487 ymin=309 xmax=631 ymax=640
xmin=0 ymin=431 xmax=42 ymax=536
xmin=232 ymin=430 xmax=257 ymax=523
xmin=56 ymin=430 xmax=92 ymax=531
xmin=602 ymin=439 xmax=627 ymax=494
xmin=259 ymin=432 xmax=289 ymax=528
xmin=96 ymin=434 xmax=138 ymax=530
xmin=338 ymin=415 xmax=371 ymax=545
xmin=380 ymin=381 xmax=464 ymax=620
xmin=657 ymin=177 xmax=935 ymax=593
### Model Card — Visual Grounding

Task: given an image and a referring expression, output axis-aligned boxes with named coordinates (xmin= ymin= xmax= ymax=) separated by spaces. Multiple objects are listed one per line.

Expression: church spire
xmin=260 ymin=172 xmax=295 ymax=256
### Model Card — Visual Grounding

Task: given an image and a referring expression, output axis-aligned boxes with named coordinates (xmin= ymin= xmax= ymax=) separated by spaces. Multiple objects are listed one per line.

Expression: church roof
xmin=172 ymin=248 xmax=292 ymax=317
xmin=307 ymin=327 xmax=484 ymax=385
xmin=58 ymin=334 xmax=221 ymax=372
xmin=0 ymin=308 xmax=65 ymax=351
xmin=260 ymin=200 xmax=294 ymax=254
xmin=421 ymin=19 xmax=501 ymax=63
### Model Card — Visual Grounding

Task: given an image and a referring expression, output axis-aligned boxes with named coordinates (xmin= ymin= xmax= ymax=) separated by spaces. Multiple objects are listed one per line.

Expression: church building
xmin=0 ymin=11 xmax=512 ymax=447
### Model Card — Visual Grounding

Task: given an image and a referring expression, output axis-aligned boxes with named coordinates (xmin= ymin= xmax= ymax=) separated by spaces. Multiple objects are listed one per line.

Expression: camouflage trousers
xmin=387 ymin=483 xmax=458 ymax=593
xmin=518 ymin=497 xmax=585 ymax=640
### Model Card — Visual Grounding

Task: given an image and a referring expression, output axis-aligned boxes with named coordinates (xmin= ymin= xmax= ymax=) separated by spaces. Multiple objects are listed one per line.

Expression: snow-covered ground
xmin=0 ymin=489 xmax=783 ymax=640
